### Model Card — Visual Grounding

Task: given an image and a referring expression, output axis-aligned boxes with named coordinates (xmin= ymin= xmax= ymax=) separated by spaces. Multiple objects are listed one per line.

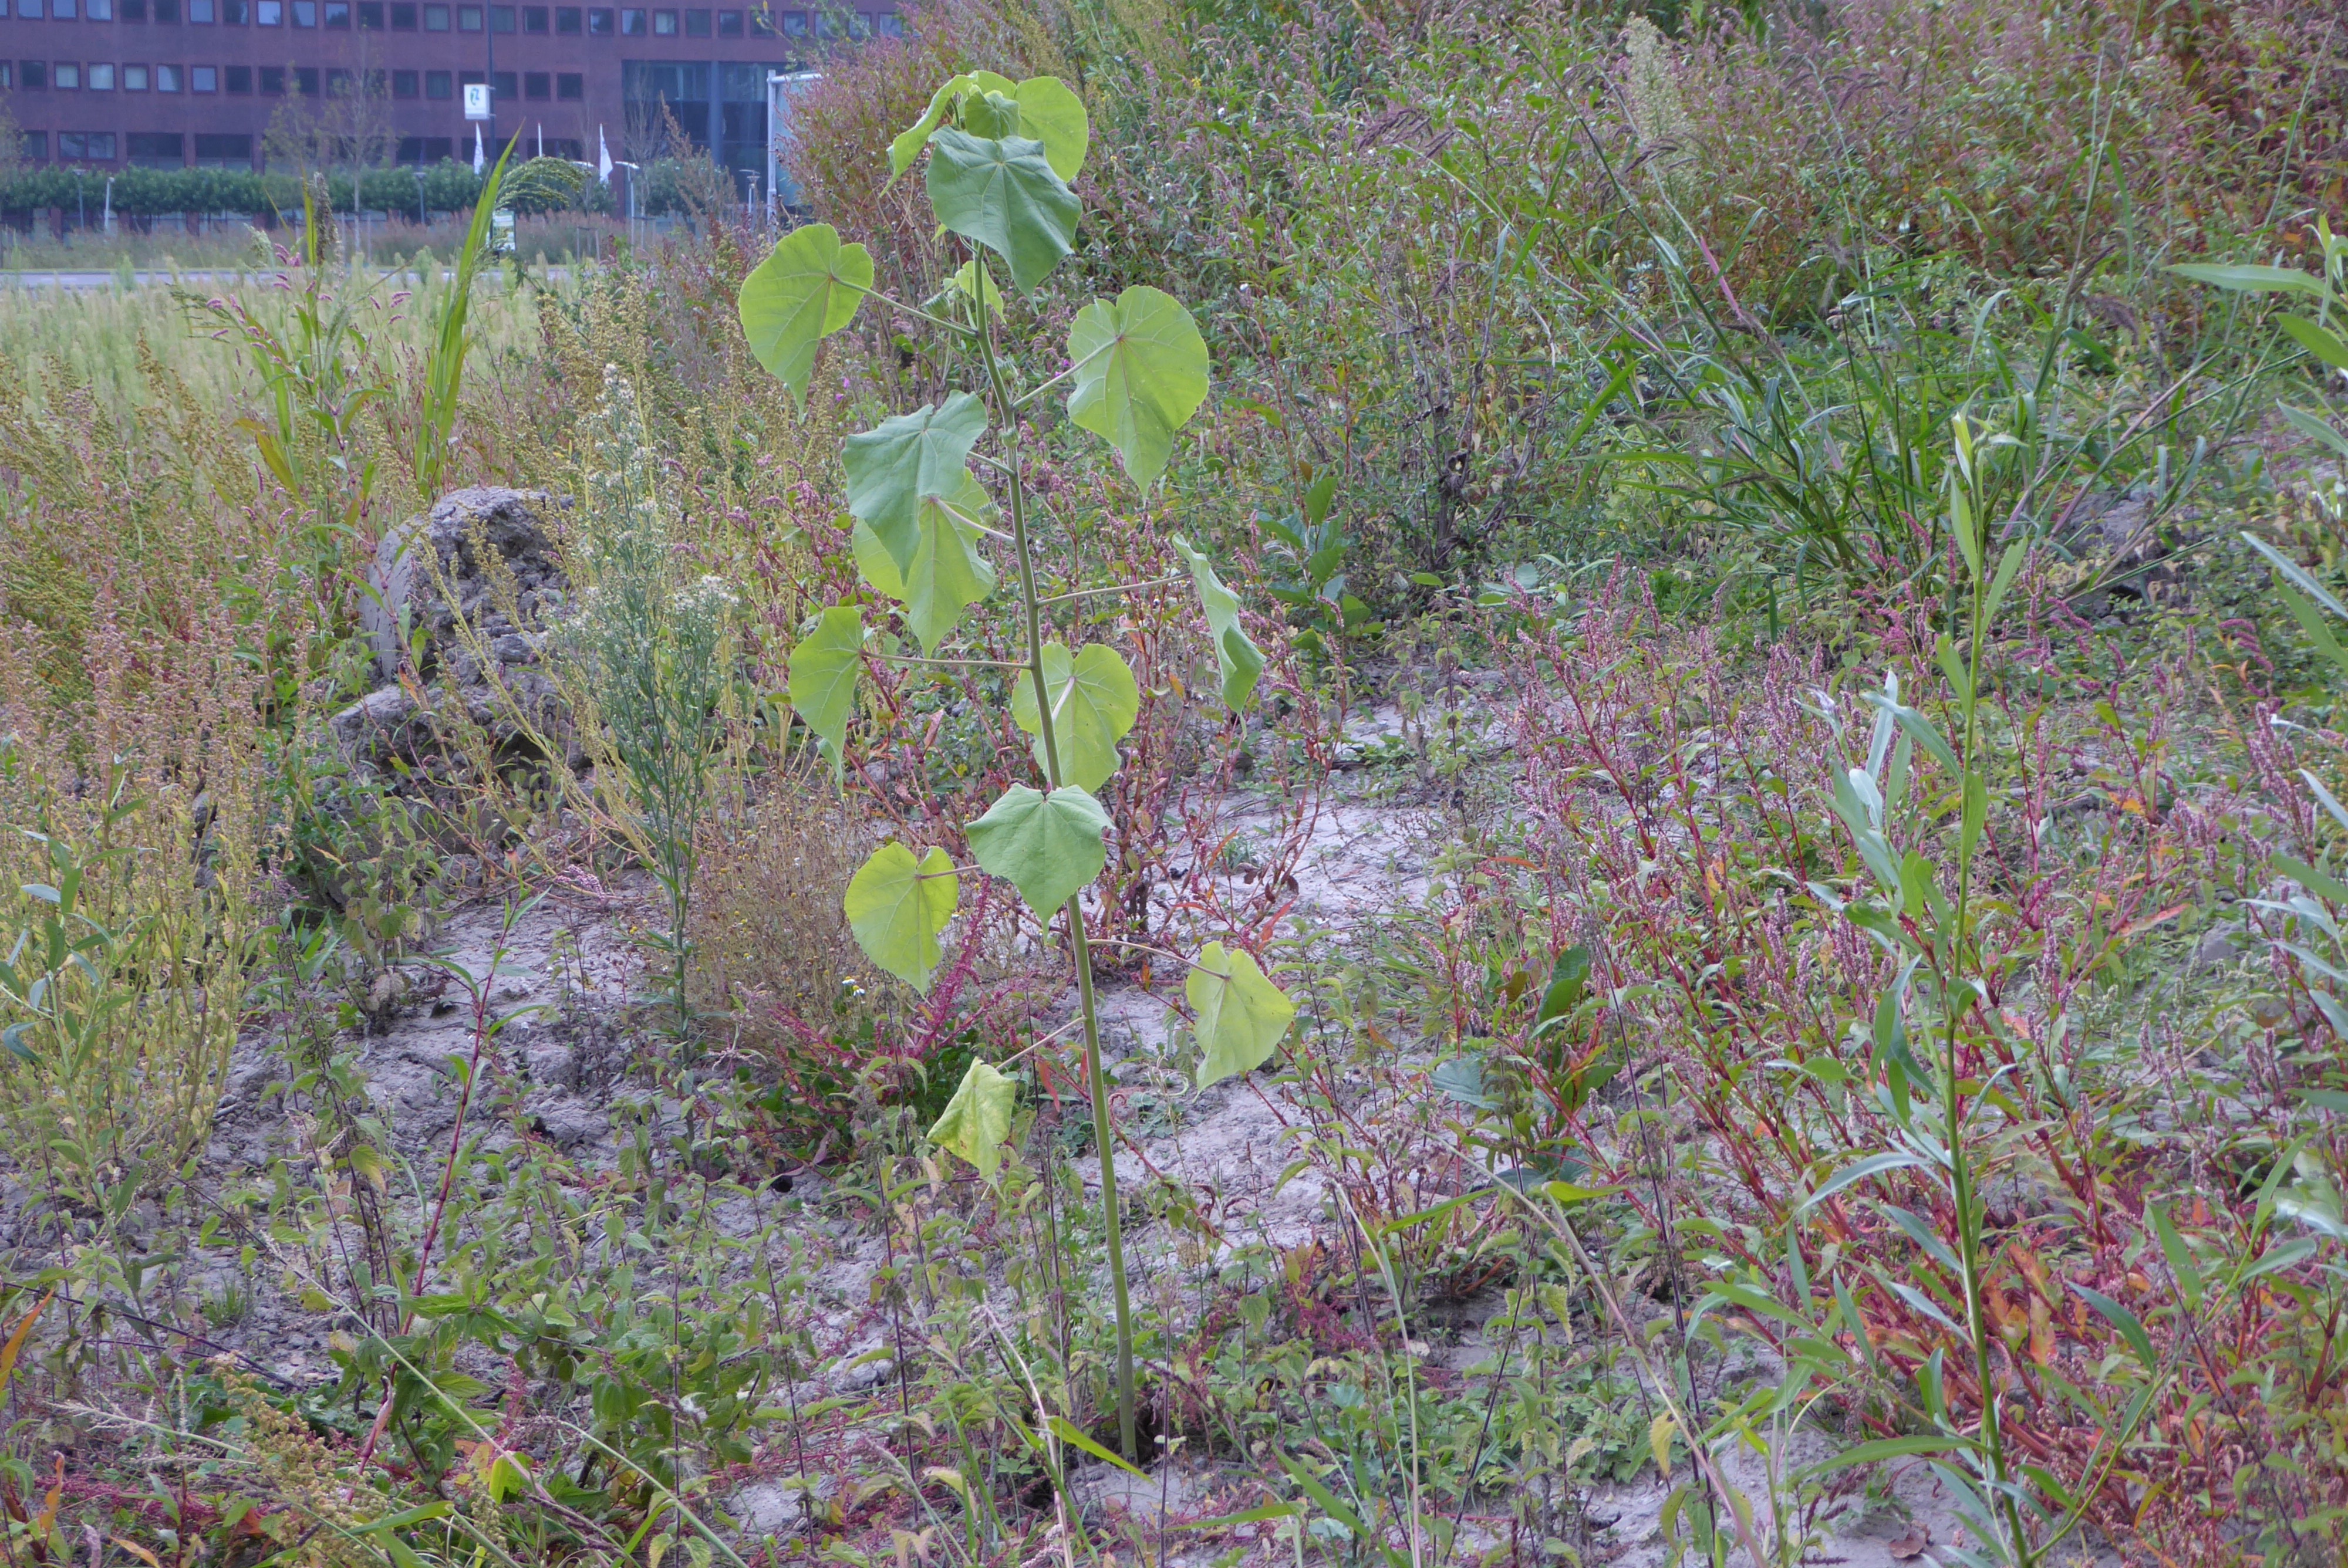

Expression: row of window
xmin=18 ymin=130 xmax=598 ymax=165
xmin=0 ymin=0 xmax=895 ymax=30
xmin=1 ymin=58 xmax=594 ymax=94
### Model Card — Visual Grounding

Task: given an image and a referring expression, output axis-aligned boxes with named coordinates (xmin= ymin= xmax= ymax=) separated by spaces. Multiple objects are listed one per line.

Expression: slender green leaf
xmin=925 ymin=129 xmax=1079 ymax=293
xmin=1010 ymin=642 xmax=1139 ymax=791
xmin=2276 ymin=585 xmax=2348 ymax=681
xmin=2070 ymin=1283 xmax=2157 ymax=1370
xmin=2280 ymin=315 xmax=2348 ymax=370
xmin=928 ymin=1057 xmax=1016 ymax=1180
xmin=1066 ymin=286 xmax=1209 ymax=491
xmin=1190 ymin=942 xmax=1296 ymax=1087
xmin=1794 ymin=1151 xmax=1928 ymax=1216
xmin=788 ymin=606 xmax=863 ymax=773
xmin=2145 ymin=1199 xmax=2203 ymax=1311
xmin=1799 ymin=1434 xmax=1970 ymax=1478
xmin=2167 ymin=261 xmax=2327 ymax=297
xmin=966 ymin=784 xmax=1109 ymax=914
xmin=1172 ymin=535 xmax=1264 ymax=710
xmin=736 ymin=223 xmax=872 ymax=409
xmin=2279 ymin=403 xmax=2348 ymax=462
xmin=845 ymin=393 xmax=988 ymax=577
xmin=1047 ymin=1417 xmax=1145 ymax=1479
xmin=2244 ymin=531 xmax=2348 ymax=619
xmin=844 ymin=843 xmax=959 ymax=994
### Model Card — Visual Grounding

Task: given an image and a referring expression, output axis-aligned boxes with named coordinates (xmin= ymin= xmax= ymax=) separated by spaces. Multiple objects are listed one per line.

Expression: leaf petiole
xmin=1035 ymin=574 xmax=1189 ymax=607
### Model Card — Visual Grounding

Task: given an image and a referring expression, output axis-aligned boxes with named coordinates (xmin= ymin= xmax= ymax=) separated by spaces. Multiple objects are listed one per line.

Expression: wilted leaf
xmin=1190 ymin=942 xmax=1296 ymax=1087
xmin=928 ymin=1058 xmax=1016 ymax=1180
xmin=1010 ymin=642 xmax=1139 ymax=790
xmin=966 ymin=784 xmax=1109 ymax=914
xmin=788 ymin=606 xmax=863 ymax=773
xmin=844 ymin=843 xmax=959 ymax=994
xmin=1067 ymin=286 xmax=1209 ymax=491
xmin=1172 ymin=535 xmax=1265 ymax=710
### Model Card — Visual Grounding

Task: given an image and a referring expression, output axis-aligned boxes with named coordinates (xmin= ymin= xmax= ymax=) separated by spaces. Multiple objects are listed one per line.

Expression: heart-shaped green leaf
xmin=888 ymin=70 xmax=1017 ymax=178
xmin=845 ymin=842 xmax=959 ymax=994
xmin=929 ymin=1057 xmax=1017 ymax=1181
xmin=1013 ymin=76 xmax=1088 ymax=180
xmin=787 ymin=605 xmax=863 ymax=773
xmin=736 ymin=224 xmax=872 ymax=410
xmin=1010 ymin=642 xmax=1139 ymax=792
xmin=966 ymin=783 xmax=1109 ymax=914
xmin=1173 ymin=536 xmax=1265 ymax=711
xmin=926 ymin=129 xmax=1079 ymax=294
xmin=1190 ymin=942 xmax=1295 ymax=1087
xmin=851 ymin=517 xmax=904 ymax=598
xmin=1067 ymin=286 xmax=1208 ymax=491
xmin=844 ymin=393 xmax=988 ymax=577
xmin=962 ymin=89 xmax=1023 ymax=139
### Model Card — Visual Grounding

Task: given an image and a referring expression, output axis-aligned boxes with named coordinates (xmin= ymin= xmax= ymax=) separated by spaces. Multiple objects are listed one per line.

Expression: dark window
xmin=126 ymin=130 xmax=184 ymax=164
xmin=491 ymin=67 xmax=514 ymax=96
xmin=224 ymin=61 xmax=249 ymax=87
xmin=20 ymin=61 xmax=48 ymax=89
xmin=294 ymin=63 xmax=318 ymax=93
xmin=123 ymin=0 xmax=147 ymax=17
xmin=0 ymin=62 xmax=11 ymax=86
xmin=618 ymin=6 xmax=642 ymax=31
xmin=60 ymin=131 xmax=117 ymax=160
xmin=258 ymin=62 xmax=283 ymax=89
xmin=585 ymin=5 xmax=608 ymax=28
xmin=153 ymin=0 xmax=178 ymax=16
xmin=683 ymin=6 xmax=706 ymax=31
xmin=556 ymin=69 xmax=580 ymax=97
xmin=715 ymin=6 xmax=737 ymax=30
xmin=221 ymin=0 xmax=246 ymax=19
xmin=390 ymin=66 xmax=416 ymax=94
xmin=555 ymin=2 xmax=577 ymax=25
xmin=522 ymin=69 xmax=546 ymax=97
xmin=390 ymin=0 xmax=413 ymax=18
xmin=193 ymin=130 xmax=249 ymax=163
xmin=16 ymin=133 xmax=42 ymax=160
xmin=490 ymin=2 xmax=511 ymax=26
xmin=356 ymin=0 xmax=380 ymax=21
xmin=325 ymin=65 xmax=349 ymax=90
xmin=522 ymin=3 xmax=544 ymax=25
xmin=424 ymin=66 xmax=450 ymax=95
xmin=325 ymin=0 xmax=348 ymax=22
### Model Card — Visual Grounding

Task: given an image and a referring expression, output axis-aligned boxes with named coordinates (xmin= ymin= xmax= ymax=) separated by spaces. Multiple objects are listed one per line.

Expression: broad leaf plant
xmin=736 ymin=71 xmax=1297 ymax=1458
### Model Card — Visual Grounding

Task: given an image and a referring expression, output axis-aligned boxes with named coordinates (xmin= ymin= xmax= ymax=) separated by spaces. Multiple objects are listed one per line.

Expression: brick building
xmin=0 ymin=0 xmax=882 ymax=185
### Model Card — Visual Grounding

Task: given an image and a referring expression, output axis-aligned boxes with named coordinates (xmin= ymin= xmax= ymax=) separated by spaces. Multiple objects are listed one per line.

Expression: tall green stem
xmin=974 ymin=306 xmax=1140 ymax=1461
xmin=1943 ymin=474 xmax=2032 ymax=1567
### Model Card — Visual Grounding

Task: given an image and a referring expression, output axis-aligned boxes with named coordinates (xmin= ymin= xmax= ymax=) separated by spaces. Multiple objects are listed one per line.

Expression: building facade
xmin=0 ymin=0 xmax=881 ymax=185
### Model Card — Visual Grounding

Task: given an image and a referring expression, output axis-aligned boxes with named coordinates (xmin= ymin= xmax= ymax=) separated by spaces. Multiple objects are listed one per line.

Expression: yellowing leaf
xmin=1190 ymin=942 xmax=1296 ymax=1087
xmin=788 ymin=606 xmax=864 ymax=774
xmin=845 ymin=843 xmax=960 ymax=994
xmin=1010 ymin=642 xmax=1139 ymax=791
xmin=1173 ymin=535 xmax=1265 ymax=711
xmin=928 ymin=1058 xmax=1017 ymax=1180
xmin=1649 ymin=1412 xmax=1678 ymax=1479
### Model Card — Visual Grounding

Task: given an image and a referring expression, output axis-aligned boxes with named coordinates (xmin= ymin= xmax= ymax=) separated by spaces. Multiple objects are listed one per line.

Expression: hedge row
xmin=0 ymin=156 xmax=650 ymax=221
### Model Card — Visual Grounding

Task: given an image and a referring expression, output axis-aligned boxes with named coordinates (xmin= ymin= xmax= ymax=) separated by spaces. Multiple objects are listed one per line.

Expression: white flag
xmin=598 ymin=126 xmax=612 ymax=184
xmin=473 ymin=124 xmax=485 ymax=175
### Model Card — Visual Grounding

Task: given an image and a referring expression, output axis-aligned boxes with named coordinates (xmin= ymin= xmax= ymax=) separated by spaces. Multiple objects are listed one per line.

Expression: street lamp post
xmin=613 ymin=159 xmax=639 ymax=251
xmin=413 ymin=167 xmax=427 ymax=227
xmin=103 ymin=176 xmax=114 ymax=236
